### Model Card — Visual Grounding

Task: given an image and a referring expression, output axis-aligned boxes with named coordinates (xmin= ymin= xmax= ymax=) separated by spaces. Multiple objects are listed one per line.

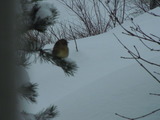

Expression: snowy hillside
xmin=27 ymin=7 xmax=160 ymax=120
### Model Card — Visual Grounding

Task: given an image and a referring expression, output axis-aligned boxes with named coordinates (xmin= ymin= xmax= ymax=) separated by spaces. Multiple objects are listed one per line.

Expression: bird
xmin=52 ymin=39 xmax=69 ymax=59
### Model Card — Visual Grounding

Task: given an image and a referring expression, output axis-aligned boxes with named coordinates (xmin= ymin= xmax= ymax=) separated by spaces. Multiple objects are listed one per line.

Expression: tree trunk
xmin=0 ymin=1 xmax=17 ymax=120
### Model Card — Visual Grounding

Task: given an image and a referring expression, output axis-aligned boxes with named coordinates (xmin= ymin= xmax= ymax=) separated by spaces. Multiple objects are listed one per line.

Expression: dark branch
xmin=35 ymin=105 xmax=59 ymax=120
xmin=39 ymin=49 xmax=78 ymax=76
xmin=18 ymin=83 xmax=38 ymax=103
xmin=114 ymin=31 xmax=160 ymax=67
xmin=150 ymin=93 xmax=160 ymax=96
xmin=115 ymin=108 xmax=160 ymax=120
xmin=113 ymin=33 xmax=160 ymax=84
xmin=154 ymin=71 xmax=160 ymax=75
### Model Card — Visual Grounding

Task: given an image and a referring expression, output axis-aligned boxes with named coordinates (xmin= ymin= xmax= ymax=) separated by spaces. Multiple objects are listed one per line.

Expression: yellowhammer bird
xmin=52 ymin=39 xmax=69 ymax=58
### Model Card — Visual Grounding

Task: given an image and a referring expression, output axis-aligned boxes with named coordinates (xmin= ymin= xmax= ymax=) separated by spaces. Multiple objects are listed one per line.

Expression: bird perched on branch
xmin=52 ymin=39 xmax=69 ymax=58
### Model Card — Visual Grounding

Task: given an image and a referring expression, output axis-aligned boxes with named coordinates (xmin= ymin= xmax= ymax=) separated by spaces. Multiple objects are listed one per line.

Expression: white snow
xmin=35 ymin=1 xmax=56 ymax=20
xmin=27 ymin=7 xmax=160 ymax=120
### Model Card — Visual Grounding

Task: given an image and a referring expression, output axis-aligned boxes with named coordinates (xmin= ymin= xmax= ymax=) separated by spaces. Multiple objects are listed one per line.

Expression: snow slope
xmin=54 ymin=62 xmax=160 ymax=120
xmin=28 ymin=7 xmax=160 ymax=120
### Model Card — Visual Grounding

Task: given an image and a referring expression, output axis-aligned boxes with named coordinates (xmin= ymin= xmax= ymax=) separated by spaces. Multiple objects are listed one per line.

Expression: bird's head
xmin=58 ymin=39 xmax=68 ymax=46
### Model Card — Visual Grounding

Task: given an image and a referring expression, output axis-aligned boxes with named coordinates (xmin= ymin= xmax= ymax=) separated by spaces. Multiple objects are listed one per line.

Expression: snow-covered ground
xmin=27 ymin=6 xmax=160 ymax=120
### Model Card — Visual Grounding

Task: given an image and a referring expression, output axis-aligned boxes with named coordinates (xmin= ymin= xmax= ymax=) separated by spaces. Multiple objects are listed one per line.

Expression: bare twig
xmin=56 ymin=0 xmax=112 ymax=39
xmin=139 ymin=38 xmax=160 ymax=52
xmin=147 ymin=12 xmax=160 ymax=17
xmin=120 ymin=43 xmax=160 ymax=67
xmin=150 ymin=93 xmax=160 ymax=96
xmin=69 ymin=25 xmax=78 ymax=52
xmin=115 ymin=108 xmax=160 ymax=120
xmin=121 ymin=0 xmax=126 ymax=23
xmin=113 ymin=33 xmax=160 ymax=84
xmin=154 ymin=71 xmax=160 ymax=75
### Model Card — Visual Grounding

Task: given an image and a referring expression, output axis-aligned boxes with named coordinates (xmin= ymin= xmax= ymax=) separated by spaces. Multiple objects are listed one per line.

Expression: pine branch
xmin=18 ymin=38 xmax=78 ymax=76
xmin=21 ymin=105 xmax=58 ymax=120
xmin=18 ymin=82 xmax=38 ymax=103
xmin=17 ymin=51 xmax=31 ymax=68
xmin=21 ymin=112 xmax=36 ymax=120
xmin=31 ymin=4 xmax=58 ymax=32
xmin=35 ymin=105 xmax=59 ymax=120
xmin=39 ymin=49 xmax=78 ymax=76
xmin=18 ymin=2 xmax=58 ymax=33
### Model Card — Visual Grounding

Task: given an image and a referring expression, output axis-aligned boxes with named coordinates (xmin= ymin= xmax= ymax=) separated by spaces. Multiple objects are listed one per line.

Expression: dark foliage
xmin=16 ymin=0 xmax=77 ymax=119
xmin=35 ymin=105 xmax=59 ymax=120
xmin=18 ymin=83 xmax=38 ymax=103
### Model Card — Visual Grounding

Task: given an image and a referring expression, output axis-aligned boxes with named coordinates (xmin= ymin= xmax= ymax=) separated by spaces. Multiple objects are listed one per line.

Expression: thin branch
xmin=113 ymin=33 xmax=160 ymax=84
xmin=115 ymin=108 xmax=160 ymax=120
xmin=139 ymin=38 xmax=160 ymax=52
xmin=114 ymin=35 xmax=160 ymax=67
xmin=147 ymin=11 xmax=160 ymax=17
xmin=154 ymin=71 xmax=160 ymax=75
xmin=121 ymin=21 xmax=160 ymax=45
xmin=150 ymin=93 xmax=160 ymax=96
xmin=129 ymin=24 xmax=160 ymax=52
xmin=115 ymin=113 xmax=134 ymax=120
xmin=133 ymin=45 xmax=140 ymax=57
xmin=69 ymin=25 xmax=79 ymax=52
xmin=121 ymin=56 xmax=135 ymax=59
xmin=150 ymin=33 xmax=160 ymax=41
xmin=116 ymin=28 xmax=160 ymax=67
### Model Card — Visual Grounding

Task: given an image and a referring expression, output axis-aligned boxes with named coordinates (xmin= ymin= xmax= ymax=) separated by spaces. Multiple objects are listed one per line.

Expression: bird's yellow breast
xmin=56 ymin=46 xmax=69 ymax=58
